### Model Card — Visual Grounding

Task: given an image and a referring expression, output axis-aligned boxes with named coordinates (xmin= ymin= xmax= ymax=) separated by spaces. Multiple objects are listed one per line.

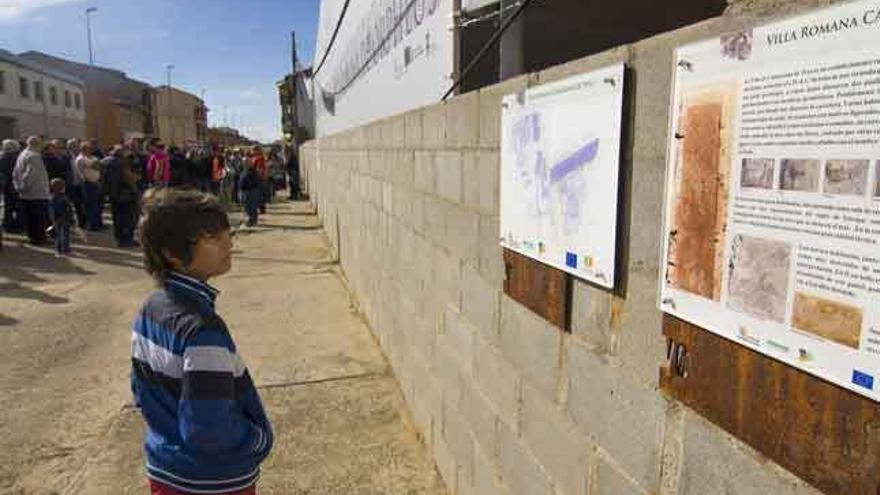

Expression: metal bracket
xmin=666 ymin=339 xmax=688 ymax=378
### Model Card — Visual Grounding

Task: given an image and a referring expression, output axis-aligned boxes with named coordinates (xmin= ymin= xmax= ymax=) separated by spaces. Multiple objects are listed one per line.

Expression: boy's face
xmin=185 ymin=229 xmax=233 ymax=281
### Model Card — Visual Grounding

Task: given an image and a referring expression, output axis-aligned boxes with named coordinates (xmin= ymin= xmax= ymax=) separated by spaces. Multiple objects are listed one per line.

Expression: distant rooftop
xmin=0 ymin=49 xmax=85 ymax=86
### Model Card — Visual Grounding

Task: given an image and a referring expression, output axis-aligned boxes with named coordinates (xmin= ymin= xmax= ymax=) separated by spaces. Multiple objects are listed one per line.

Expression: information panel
xmin=500 ymin=63 xmax=625 ymax=289
xmin=660 ymin=0 xmax=880 ymax=400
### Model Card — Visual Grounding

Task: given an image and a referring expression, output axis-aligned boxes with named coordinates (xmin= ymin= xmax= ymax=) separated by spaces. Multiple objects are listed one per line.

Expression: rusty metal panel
xmin=661 ymin=314 xmax=880 ymax=495
xmin=503 ymin=248 xmax=570 ymax=331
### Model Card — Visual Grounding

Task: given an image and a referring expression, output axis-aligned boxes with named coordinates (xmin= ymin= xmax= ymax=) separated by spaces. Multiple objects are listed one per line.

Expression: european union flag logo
xmin=852 ymin=370 xmax=874 ymax=390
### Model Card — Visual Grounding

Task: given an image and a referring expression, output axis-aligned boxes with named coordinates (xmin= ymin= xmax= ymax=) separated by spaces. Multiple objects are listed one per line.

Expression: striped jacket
xmin=131 ymin=272 xmax=273 ymax=493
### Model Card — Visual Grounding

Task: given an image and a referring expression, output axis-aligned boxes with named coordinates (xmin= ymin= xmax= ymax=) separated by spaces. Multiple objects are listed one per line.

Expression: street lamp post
xmin=165 ymin=64 xmax=175 ymax=146
xmin=85 ymin=7 xmax=97 ymax=65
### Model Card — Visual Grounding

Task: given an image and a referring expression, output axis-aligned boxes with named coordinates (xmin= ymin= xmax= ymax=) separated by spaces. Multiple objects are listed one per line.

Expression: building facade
xmin=18 ymin=51 xmax=155 ymax=148
xmin=0 ymin=50 xmax=86 ymax=140
xmin=207 ymin=126 xmax=254 ymax=148
xmin=277 ymin=67 xmax=314 ymax=149
xmin=153 ymin=86 xmax=207 ymax=147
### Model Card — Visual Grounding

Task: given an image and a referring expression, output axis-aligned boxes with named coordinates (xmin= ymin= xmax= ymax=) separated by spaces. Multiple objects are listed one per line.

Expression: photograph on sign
xmin=659 ymin=0 xmax=880 ymax=401
xmin=500 ymin=63 xmax=625 ymax=289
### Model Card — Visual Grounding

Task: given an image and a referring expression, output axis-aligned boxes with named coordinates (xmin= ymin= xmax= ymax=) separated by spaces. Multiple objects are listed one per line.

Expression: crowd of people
xmin=0 ymin=135 xmax=302 ymax=254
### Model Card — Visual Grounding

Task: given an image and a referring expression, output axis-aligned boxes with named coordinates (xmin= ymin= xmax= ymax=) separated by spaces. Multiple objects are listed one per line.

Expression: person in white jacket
xmin=12 ymin=136 xmax=50 ymax=244
xmin=75 ymin=142 xmax=103 ymax=231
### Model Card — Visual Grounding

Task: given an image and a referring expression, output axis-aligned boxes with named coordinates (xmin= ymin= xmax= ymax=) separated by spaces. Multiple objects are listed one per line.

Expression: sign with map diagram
xmin=500 ymin=63 xmax=625 ymax=289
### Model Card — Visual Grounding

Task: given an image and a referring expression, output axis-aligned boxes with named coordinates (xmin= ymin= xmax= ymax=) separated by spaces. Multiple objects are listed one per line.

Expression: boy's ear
xmin=161 ymin=249 xmax=186 ymax=272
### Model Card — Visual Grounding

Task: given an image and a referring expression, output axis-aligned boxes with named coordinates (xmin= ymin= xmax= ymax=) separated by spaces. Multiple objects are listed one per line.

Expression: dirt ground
xmin=0 ymin=199 xmax=445 ymax=495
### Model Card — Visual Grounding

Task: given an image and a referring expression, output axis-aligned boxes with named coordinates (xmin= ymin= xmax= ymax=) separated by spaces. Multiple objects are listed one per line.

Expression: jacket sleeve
xmin=177 ymin=328 xmax=268 ymax=456
xmin=13 ymin=155 xmax=31 ymax=193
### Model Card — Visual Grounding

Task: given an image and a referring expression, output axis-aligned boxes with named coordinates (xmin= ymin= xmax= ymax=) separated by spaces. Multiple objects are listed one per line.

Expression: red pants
xmin=149 ymin=479 xmax=256 ymax=495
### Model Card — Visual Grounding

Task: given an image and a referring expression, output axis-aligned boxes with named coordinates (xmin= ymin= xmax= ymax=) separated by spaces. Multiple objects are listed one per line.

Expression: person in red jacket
xmin=250 ymin=146 xmax=268 ymax=214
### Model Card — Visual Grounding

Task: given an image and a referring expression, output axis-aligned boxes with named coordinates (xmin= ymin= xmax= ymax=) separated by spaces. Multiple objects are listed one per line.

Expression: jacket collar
xmin=164 ymin=271 xmax=219 ymax=310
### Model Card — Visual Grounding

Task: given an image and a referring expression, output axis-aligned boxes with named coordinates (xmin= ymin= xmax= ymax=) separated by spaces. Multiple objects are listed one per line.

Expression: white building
xmin=0 ymin=49 xmax=86 ymax=141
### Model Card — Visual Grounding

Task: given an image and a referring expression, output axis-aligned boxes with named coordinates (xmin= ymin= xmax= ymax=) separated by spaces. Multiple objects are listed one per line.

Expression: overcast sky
xmin=0 ymin=0 xmax=320 ymax=142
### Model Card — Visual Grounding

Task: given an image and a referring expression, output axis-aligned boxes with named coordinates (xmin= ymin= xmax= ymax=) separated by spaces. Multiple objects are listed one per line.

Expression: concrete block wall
xmin=301 ymin=2 xmax=839 ymax=493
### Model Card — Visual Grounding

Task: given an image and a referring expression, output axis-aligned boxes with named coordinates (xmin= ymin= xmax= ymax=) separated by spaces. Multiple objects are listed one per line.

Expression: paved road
xmin=0 ymin=199 xmax=445 ymax=495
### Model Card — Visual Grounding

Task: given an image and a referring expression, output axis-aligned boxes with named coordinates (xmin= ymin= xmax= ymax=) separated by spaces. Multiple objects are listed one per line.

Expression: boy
xmin=132 ymin=188 xmax=273 ymax=494
xmin=50 ymin=178 xmax=73 ymax=255
xmin=239 ymin=161 xmax=262 ymax=227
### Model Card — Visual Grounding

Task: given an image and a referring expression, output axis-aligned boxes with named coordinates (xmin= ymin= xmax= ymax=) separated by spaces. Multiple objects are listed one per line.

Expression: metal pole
xmin=86 ymin=7 xmax=97 ymax=65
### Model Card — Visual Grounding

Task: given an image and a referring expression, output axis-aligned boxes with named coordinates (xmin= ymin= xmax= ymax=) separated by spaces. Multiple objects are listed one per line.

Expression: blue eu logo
xmin=852 ymin=370 xmax=874 ymax=390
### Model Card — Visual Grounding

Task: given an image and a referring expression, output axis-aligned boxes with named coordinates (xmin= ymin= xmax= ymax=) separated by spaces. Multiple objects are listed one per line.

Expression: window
xmin=0 ymin=71 xmax=5 ymax=94
xmin=64 ymin=90 xmax=71 ymax=107
xmin=74 ymin=93 xmax=81 ymax=109
xmin=19 ymin=77 xmax=29 ymax=98
xmin=33 ymin=81 xmax=43 ymax=101
xmin=49 ymin=86 xmax=58 ymax=105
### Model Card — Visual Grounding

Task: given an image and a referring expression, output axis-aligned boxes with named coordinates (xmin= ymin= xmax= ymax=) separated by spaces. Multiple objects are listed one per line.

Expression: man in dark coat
xmin=43 ymin=140 xmax=70 ymax=184
xmin=104 ymin=146 xmax=140 ymax=247
xmin=286 ymin=150 xmax=300 ymax=200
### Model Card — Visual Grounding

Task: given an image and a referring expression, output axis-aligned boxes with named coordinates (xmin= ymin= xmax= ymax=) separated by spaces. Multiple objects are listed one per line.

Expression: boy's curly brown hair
xmin=138 ymin=188 xmax=230 ymax=282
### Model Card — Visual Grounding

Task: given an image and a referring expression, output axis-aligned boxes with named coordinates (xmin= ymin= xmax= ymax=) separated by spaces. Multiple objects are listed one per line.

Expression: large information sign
xmin=500 ymin=63 xmax=625 ymax=289
xmin=660 ymin=1 xmax=880 ymax=400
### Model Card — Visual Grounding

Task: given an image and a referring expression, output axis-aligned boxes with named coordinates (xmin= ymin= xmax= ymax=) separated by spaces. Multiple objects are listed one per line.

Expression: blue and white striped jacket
xmin=131 ymin=272 xmax=273 ymax=493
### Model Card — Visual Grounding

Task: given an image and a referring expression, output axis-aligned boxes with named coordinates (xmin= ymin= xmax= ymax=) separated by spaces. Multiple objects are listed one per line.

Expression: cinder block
xmin=466 ymin=436 xmax=511 ymax=495
xmin=410 ymin=192 xmax=426 ymax=235
xmin=679 ymin=410 xmax=821 ymax=495
xmin=570 ymin=279 xmax=613 ymax=353
xmin=462 ymin=153 xmax=481 ymax=212
xmin=478 ymin=214 xmax=505 ymax=286
xmin=594 ymin=454 xmax=648 ymax=495
xmin=435 ymin=150 xmax=463 ymax=204
xmin=404 ymin=108 xmax=424 ymax=148
xmin=615 ymin=271 xmax=666 ymax=388
xmin=441 ymin=304 xmax=477 ymax=377
xmin=389 ymin=113 xmax=406 ymax=148
xmin=443 ymin=401 xmax=477 ymax=487
xmin=423 ymin=196 xmax=448 ymax=246
xmin=414 ymin=151 xmax=436 ymax=194
xmin=565 ymin=338 xmax=665 ymax=490
xmin=433 ymin=433 xmax=460 ymax=494
xmin=391 ymin=149 xmax=415 ymax=188
xmin=520 ymin=383 xmax=591 ymax=495
xmin=460 ymin=373 xmax=501 ymax=461
xmin=445 ymin=91 xmax=480 ymax=149
xmin=431 ymin=241 xmax=463 ymax=312
xmin=445 ymin=205 xmax=480 ymax=266
xmin=409 ymin=314 xmax=437 ymax=373
xmin=435 ymin=338 xmax=465 ymax=405
xmin=411 ymin=360 xmax=440 ymax=447
xmin=497 ymin=422 xmax=554 ymax=495
xmin=478 ymin=150 xmax=500 ymax=216
xmin=499 ymin=294 xmax=562 ymax=402
xmin=626 ymin=156 xmax=666 ymax=265
xmin=461 ymin=263 xmax=501 ymax=346
xmin=478 ymin=74 xmax=530 ymax=149
xmin=392 ymin=188 xmax=413 ymax=223
xmin=474 ymin=334 xmax=520 ymax=431
xmin=423 ymin=103 xmax=447 ymax=149
xmin=382 ymin=182 xmax=393 ymax=213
